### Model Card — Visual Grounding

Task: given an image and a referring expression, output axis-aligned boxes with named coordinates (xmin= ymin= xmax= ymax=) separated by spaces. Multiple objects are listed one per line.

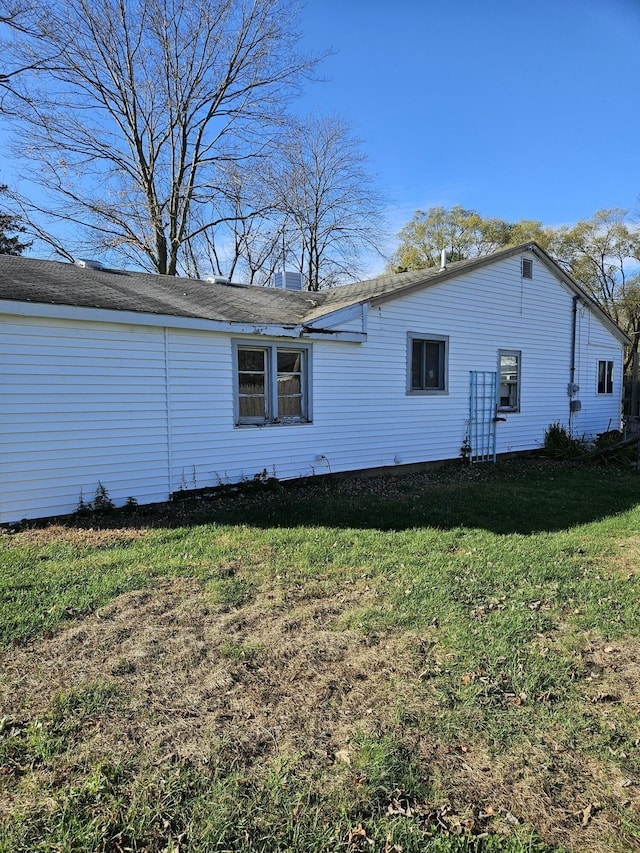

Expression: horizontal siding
xmin=163 ymin=253 xmax=602 ymax=490
xmin=1 ymin=251 xmax=625 ymax=522
xmin=0 ymin=315 xmax=171 ymax=522
xmin=572 ymin=305 xmax=623 ymax=438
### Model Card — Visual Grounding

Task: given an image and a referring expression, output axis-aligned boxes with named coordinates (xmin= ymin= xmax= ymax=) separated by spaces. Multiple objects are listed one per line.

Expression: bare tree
xmin=180 ymin=162 xmax=283 ymax=284
xmin=272 ymin=115 xmax=386 ymax=290
xmin=178 ymin=115 xmax=386 ymax=290
xmin=0 ymin=2 xmax=45 ymax=108
xmin=2 ymin=0 xmax=319 ymax=274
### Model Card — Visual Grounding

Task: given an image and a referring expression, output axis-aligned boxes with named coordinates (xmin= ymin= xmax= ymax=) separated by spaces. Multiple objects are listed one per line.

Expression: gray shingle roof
xmin=0 ymin=246 xmax=629 ymax=345
xmin=0 ymin=250 xmax=506 ymax=325
xmin=0 ymin=255 xmax=321 ymax=325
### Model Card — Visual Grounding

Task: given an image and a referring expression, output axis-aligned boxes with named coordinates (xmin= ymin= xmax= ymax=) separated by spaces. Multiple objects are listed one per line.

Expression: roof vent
xmin=439 ymin=249 xmax=447 ymax=270
xmin=75 ymin=258 xmax=105 ymax=271
xmin=206 ymin=274 xmax=230 ymax=285
xmin=273 ymin=270 xmax=304 ymax=291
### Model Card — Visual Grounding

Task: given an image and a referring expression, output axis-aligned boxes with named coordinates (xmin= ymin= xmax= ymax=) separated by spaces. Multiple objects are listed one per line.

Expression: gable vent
xmin=522 ymin=258 xmax=533 ymax=279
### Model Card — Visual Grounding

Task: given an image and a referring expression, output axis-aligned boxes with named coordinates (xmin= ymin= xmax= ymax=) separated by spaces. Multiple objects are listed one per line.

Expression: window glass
xmin=236 ymin=344 xmax=309 ymax=424
xmin=498 ymin=351 xmax=520 ymax=411
xmin=409 ymin=337 xmax=447 ymax=392
xmin=238 ymin=348 xmax=267 ymax=420
xmin=411 ymin=340 xmax=423 ymax=390
xmin=277 ymin=350 xmax=303 ymax=419
xmin=597 ymin=360 xmax=614 ymax=394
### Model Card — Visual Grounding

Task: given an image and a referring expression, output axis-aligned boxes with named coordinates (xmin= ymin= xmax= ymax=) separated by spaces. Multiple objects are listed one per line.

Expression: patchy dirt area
xmin=1 ymin=578 xmax=401 ymax=765
xmin=2 ymin=577 xmax=640 ymax=851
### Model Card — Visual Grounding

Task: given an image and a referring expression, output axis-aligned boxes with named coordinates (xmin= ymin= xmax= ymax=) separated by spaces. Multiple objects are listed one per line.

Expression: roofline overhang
xmin=353 ymin=242 xmax=630 ymax=347
xmin=0 ymin=299 xmax=366 ymax=342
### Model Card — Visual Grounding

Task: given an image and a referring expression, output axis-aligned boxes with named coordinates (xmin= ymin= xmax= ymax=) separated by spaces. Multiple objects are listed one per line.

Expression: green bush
xmin=543 ymin=423 xmax=587 ymax=459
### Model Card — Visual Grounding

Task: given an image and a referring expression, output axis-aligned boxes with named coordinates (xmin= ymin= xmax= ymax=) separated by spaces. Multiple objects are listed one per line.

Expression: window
xmin=408 ymin=335 xmax=448 ymax=394
xmin=521 ymin=257 xmax=533 ymax=279
xmin=498 ymin=350 xmax=521 ymax=412
xmin=235 ymin=343 xmax=310 ymax=425
xmin=597 ymin=360 xmax=614 ymax=395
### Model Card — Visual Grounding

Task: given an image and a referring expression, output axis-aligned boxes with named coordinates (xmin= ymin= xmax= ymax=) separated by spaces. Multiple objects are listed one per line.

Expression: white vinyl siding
xmin=0 ymin=251 xmax=625 ymax=523
xmin=0 ymin=315 xmax=170 ymax=521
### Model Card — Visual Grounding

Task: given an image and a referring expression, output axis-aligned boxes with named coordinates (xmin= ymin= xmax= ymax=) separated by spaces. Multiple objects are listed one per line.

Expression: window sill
xmin=235 ymin=420 xmax=312 ymax=428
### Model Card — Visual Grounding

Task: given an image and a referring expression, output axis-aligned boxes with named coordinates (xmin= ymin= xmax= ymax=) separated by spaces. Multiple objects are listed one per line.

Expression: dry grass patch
xmin=2 ymin=523 xmax=149 ymax=549
xmin=1 ymin=577 xmax=639 ymax=850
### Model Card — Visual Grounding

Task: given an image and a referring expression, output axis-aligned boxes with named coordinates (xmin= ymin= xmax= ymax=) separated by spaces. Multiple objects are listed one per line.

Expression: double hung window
xmin=235 ymin=343 xmax=309 ymax=425
xmin=498 ymin=350 xmax=521 ymax=412
xmin=597 ymin=360 xmax=614 ymax=395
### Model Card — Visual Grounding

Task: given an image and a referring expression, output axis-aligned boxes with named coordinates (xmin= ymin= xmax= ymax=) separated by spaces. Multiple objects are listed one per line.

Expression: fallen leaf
xmin=334 ymin=748 xmax=351 ymax=766
xmin=591 ymin=692 xmax=620 ymax=703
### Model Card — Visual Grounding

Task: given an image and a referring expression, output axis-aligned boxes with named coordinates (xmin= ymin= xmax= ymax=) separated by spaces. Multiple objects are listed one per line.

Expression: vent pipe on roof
xmin=439 ymin=249 xmax=447 ymax=270
xmin=75 ymin=258 xmax=105 ymax=271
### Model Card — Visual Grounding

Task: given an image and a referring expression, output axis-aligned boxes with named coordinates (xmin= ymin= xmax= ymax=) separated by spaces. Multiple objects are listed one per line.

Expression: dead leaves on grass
xmin=3 ymin=580 xmax=640 ymax=852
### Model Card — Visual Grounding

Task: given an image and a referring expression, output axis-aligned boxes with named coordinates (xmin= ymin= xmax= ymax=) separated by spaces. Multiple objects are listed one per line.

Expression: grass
xmin=1 ymin=458 xmax=640 ymax=851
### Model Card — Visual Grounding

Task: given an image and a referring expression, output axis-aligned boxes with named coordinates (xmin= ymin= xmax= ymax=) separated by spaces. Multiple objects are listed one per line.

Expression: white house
xmin=0 ymin=243 xmax=628 ymax=523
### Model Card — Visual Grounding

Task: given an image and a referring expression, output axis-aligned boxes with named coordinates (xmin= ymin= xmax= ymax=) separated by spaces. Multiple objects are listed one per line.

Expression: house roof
xmin=0 ymin=244 xmax=630 ymax=345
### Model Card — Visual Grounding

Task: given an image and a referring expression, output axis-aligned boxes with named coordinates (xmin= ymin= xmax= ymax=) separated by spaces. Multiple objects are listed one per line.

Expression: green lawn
xmin=1 ymin=460 xmax=639 ymax=852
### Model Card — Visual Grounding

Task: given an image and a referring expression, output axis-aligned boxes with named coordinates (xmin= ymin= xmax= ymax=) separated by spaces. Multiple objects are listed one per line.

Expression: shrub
xmin=543 ymin=423 xmax=587 ymax=459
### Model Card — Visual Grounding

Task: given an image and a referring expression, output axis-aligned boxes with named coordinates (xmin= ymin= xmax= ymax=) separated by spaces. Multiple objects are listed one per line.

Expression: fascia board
xmin=0 ymin=299 xmax=297 ymax=335
xmin=0 ymin=299 xmax=365 ymax=342
xmin=528 ymin=246 xmax=632 ymax=347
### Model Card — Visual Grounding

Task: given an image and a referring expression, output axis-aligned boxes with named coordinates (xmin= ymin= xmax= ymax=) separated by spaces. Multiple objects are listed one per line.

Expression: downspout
xmin=569 ymin=296 xmax=581 ymax=429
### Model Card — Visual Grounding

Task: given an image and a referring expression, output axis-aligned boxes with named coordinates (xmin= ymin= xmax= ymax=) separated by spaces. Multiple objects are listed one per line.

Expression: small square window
xmin=498 ymin=350 xmax=521 ymax=412
xmin=597 ymin=360 xmax=614 ymax=395
xmin=408 ymin=335 xmax=448 ymax=394
xmin=522 ymin=258 xmax=533 ymax=279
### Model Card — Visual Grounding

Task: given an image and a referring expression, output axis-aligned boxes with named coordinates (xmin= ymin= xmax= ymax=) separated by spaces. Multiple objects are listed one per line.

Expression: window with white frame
xmin=408 ymin=334 xmax=448 ymax=393
xmin=235 ymin=343 xmax=310 ymax=425
xmin=597 ymin=360 xmax=614 ymax=395
xmin=498 ymin=350 xmax=521 ymax=412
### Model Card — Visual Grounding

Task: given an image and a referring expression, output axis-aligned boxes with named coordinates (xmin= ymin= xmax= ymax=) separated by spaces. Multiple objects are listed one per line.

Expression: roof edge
xmin=321 ymin=242 xmax=630 ymax=347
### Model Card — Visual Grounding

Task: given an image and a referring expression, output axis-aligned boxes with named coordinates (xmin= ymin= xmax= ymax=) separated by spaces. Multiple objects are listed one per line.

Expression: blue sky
xmin=2 ymin=0 xmax=638 ymax=275
xmin=297 ymin=0 xmax=640 ymax=270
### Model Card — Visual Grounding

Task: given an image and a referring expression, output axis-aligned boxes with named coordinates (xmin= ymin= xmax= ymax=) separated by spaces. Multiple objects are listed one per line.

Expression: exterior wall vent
xmin=273 ymin=270 xmax=304 ymax=291
xmin=522 ymin=258 xmax=533 ymax=279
